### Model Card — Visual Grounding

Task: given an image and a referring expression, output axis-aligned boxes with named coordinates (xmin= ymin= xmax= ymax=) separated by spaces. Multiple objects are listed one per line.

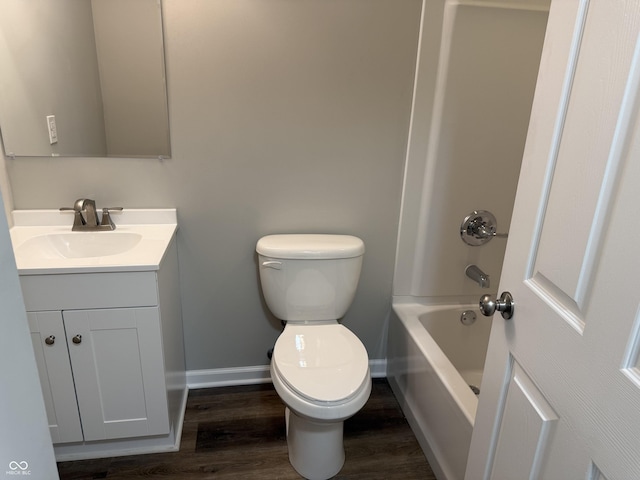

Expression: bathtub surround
xmin=4 ymin=0 xmax=421 ymax=373
xmin=388 ymin=1 xmax=549 ymax=479
xmin=394 ymin=0 xmax=548 ymax=300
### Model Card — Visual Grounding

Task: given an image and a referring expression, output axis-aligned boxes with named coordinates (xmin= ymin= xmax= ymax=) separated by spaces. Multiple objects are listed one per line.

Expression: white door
xmin=466 ymin=1 xmax=640 ymax=479
xmin=0 ymin=193 xmax=58 ymax=476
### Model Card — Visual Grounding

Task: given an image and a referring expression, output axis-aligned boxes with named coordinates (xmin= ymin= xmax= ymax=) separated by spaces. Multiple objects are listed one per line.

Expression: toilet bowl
xmin=271 ymin=324 xmax=371 ymax=479
xmin=256 ymin=234 xmax=370 ymax=480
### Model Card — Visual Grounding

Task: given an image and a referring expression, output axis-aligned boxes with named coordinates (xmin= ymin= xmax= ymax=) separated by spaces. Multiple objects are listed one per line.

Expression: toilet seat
xmin=272 ymin=324 xmax=369 ymax=404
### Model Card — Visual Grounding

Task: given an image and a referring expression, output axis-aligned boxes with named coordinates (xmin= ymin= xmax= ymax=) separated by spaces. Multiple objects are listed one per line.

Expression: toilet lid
xmin=273 ymin=324 xmax=369 ymax=403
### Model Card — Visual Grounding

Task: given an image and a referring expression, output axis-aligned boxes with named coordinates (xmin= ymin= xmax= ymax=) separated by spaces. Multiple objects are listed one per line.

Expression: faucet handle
xmin=100 ymin=207 xmax=123 ymax=230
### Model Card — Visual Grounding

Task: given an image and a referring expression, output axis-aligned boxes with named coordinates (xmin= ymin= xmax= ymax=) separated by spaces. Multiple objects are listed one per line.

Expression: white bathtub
xmin=387 ymin=301 xmax=492 ymax=480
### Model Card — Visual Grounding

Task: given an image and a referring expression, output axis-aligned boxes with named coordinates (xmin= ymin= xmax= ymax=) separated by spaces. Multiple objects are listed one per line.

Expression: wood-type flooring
xmin=57 ymin=378 xmax=436 ymax=479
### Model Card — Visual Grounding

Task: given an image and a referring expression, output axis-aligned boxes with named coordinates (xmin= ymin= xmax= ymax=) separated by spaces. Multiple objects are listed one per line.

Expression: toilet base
xmin=285 ymin=407 xmax=345 ymax=480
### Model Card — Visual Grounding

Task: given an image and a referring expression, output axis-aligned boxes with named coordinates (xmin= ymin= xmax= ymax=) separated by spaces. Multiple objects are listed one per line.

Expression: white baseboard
xmin=368 ymin=359 xmax=388 ymax=378
xmin=187 ymin=359 xmax=387 ymax=390
xmin=187 ymin=365 xmax=271 ymax=389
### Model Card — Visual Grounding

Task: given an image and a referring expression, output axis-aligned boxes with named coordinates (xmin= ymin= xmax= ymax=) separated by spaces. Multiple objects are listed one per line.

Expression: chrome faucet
xmin=75 ymin=198 xmax=99 ymax=227
xmin=465 ymin=264 xmax=490 ymax=288
xmin=60 ymin=199 xmax=122 ymax=231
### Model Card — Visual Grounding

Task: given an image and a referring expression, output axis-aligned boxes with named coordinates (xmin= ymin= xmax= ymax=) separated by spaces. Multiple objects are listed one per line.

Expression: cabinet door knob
xmin=44 ymin=335 xmax=55 ymax=345
xmin=72 ymin=334 xmax=82 ymax=344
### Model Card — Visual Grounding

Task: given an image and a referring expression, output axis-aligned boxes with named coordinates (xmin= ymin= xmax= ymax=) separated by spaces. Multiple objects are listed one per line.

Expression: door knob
xmin=44 ymin=335 xmax=55 ymax=345
xmin=479 ymin=291 xmax=514 ymax=320
xmin=72 ymin=334 xmax=82 ymax=344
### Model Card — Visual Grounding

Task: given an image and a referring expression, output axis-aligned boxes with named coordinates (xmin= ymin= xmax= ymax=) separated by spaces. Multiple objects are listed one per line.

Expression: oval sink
xmin=16 ymin=232 xmax=143 ymax=259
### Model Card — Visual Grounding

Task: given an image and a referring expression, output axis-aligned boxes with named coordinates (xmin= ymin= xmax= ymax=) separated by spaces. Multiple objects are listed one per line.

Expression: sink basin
xmin=10 ymin=209 xmax=178 ymax=274
xmin=15 ymin=232 xmax=143 ymax=259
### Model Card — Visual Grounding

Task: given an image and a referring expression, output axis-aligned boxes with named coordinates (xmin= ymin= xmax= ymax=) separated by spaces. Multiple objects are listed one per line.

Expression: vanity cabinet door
xmin=63 ymin=307 xmax=170 ymax=441
xmin=27 ymin=311 xmax=83 ymax=444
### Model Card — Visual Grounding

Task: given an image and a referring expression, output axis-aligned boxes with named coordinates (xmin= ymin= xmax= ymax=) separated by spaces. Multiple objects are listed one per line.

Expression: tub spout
xmin=465 ymin=264 xmax=490 ymax=288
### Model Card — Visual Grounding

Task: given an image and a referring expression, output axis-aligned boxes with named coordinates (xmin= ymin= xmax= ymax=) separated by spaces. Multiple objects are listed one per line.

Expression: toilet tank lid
xmin=256 ymin=234 xmax=364 ymax=259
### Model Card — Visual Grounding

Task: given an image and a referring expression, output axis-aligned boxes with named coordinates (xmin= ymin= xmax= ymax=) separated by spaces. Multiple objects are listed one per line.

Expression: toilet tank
xmin=256 ymin=234 xmax=365 ymax=322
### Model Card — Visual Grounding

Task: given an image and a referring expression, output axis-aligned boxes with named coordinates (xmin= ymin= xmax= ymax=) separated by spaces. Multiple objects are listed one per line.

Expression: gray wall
xmin=4 ymin=0 xmax=421 ymax=370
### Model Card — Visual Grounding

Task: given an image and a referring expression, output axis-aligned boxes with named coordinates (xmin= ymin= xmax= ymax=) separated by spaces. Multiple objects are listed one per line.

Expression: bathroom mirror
xmin=0 ymin=0 xmax=171 ymax=158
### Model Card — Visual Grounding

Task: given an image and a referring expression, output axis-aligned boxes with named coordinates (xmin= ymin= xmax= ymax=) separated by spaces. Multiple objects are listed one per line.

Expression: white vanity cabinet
xmin=20 ymin=237 xmax=186 ymax=460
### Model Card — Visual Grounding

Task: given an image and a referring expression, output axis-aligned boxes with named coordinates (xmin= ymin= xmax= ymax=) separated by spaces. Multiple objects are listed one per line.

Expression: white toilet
xmin=256 ymin=234 xmax=371 ymax=480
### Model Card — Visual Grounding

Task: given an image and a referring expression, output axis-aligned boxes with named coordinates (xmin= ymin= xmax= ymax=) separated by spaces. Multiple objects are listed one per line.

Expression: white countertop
xmin=10 ymin=209 xmax=177 ymax=275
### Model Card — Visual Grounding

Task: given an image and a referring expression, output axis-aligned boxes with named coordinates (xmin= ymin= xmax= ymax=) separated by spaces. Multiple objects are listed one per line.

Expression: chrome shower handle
xmin=460 ymin=210 xmax=508 ymax=246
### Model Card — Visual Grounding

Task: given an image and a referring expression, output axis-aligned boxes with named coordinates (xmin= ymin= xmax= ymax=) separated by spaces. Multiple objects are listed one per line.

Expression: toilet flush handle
xmin=261 ymin=261 xmax=282 ymax=270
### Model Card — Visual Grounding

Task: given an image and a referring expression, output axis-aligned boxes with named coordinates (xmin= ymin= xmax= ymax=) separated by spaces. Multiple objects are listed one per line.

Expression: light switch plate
xmin=46 ymin=115 xmax=58 ymax=144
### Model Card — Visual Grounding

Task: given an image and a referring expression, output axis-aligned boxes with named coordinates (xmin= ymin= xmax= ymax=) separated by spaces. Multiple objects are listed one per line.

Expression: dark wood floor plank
xmin=57 ymin=379 xmax=436 ymax=479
